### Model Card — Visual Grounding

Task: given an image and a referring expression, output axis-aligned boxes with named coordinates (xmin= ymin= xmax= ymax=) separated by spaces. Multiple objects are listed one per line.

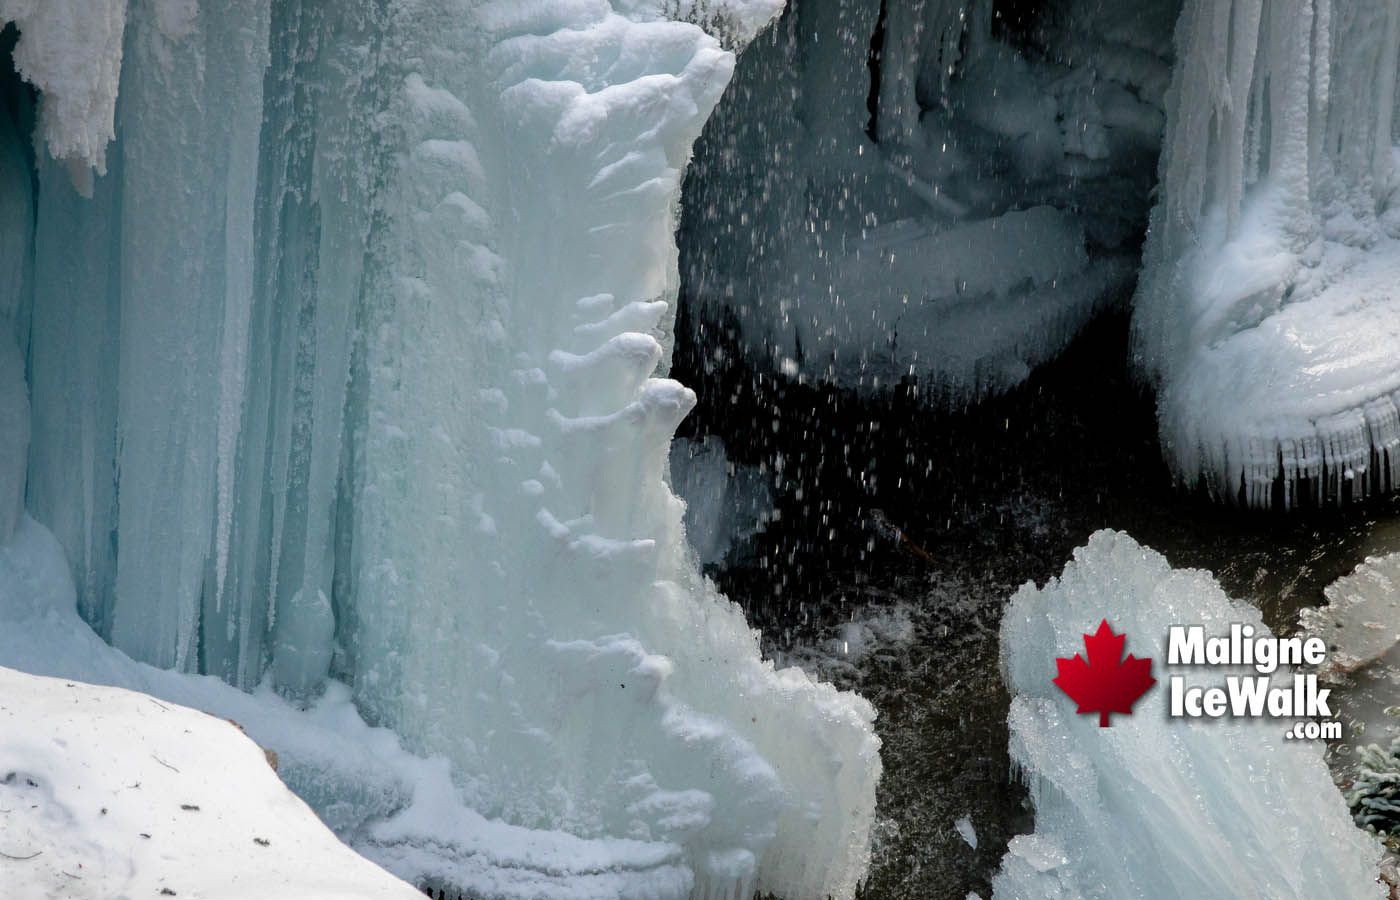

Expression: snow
xmin=993 ymin=530 xmax=1384 ymax=899
xmin=1135 ymin=0 xmax=1400 ymax=505
xmin=5 ymin=0 xmax=881 ymax=898
xmin=0 ymin=513 xmax=697 ymax=898
xmin=0 ymin=664 xmax=422 ymax=900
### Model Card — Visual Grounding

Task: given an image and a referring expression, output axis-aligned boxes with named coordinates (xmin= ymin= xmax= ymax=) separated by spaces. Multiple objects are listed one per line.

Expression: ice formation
xmin=1 ymin=0 xmax=881 ymax=898
xmin=669 ymin=435 xmax=772 ymax=566
xmin=1299 ymin=552 xmax=1400 ymax=679
xmin=0 ymin=663 xmax=423 ymax=900
xmin=994 ymin=530 xmax=1384 ymax=899
xmin=1135 ymin=0 xmax=1400 ymax=506
xmin=0 ymin=0 xmax=125 ymax=188
xmin=682 ymin=0 xmax=1177 ymax=398
xmin=1298 ymin=553 xmax=1400 ymax=776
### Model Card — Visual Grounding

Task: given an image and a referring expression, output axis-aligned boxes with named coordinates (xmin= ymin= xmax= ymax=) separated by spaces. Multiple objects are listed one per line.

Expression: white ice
xmin=993 ymin=530 xmax=1384 ymax=899
xmin=0 ymin=0 xmax=126 ymax=190
xmin=1135 ymin=0 xmax=1400 ymax=505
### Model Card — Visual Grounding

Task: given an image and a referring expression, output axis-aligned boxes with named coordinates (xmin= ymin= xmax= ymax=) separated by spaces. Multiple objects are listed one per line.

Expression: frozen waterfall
xmin=0 ymin=1 xmax=880 ymax=898
xmin=1135 ymin=0 xmax=1400 ymax=507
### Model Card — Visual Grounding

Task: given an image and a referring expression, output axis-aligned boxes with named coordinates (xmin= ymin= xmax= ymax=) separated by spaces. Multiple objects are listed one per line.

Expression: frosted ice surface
xmin=617 ymin=0 xmax=785 ymax=46
xmin=0 ymin=0 xmax=126 ymax=187
xmin=994 ymin=530 xmax=1384 ymax=899
xmin=1135 ymin=0 xmax=1400 ymax=505
xmin=0 ymin=332 xmax=26 ymax=545
xmin=1299 ymin=553 xmax=1400 ymax=678
xmin=1299 ymin=554 xmax=1400 ymax=762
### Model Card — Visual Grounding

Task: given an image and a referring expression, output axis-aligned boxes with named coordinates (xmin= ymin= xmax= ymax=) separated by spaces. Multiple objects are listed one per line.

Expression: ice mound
xmin=1299 ymin=553 xmax=1400 ymax=679
xmin=993 ymin=530 xmax=1384 ymax=899
xmin=0 ymin=664 xmax=422 ymax=900
xmin=1298 ymin=554 xmax=1400 ymax=771
xmin=1135 ymin=0 xmax=1400 ymax=506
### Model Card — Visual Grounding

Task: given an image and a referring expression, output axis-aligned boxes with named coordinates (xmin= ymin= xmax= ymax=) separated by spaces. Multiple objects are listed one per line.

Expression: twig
xmin=0 ymin=849 xmax=42 ymax=860
xmin=148 ymin=699 xmax=170 ymax=711
xmin=151 ymin=755 xmax=179 ymax=774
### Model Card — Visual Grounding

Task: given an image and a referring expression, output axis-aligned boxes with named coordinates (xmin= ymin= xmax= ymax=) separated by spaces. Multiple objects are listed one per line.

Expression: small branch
xmin=0 ymin=849 xmax=42 ymax=860
xmin=151 ymin=755 xmax=180 ymax=774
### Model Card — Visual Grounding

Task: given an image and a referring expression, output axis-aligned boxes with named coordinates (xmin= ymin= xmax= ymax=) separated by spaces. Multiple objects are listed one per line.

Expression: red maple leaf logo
xmin=1053 ymin=620 xmax=1156 ymax=726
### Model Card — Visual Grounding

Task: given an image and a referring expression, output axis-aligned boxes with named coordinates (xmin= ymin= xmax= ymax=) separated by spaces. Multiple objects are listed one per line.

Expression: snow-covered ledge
xmin=0 ymin=665 xmax=422 ymax=899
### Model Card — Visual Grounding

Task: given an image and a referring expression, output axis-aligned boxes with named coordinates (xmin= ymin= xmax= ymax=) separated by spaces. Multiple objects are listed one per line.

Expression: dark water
xmin=674 ymin=303 xmax=1400 ymax=900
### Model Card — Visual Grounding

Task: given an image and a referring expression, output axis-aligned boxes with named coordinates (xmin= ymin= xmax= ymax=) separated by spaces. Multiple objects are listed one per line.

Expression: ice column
xmin=343 ymin=3 xmax=879 ymax=898
xmin=1136 ymin=0 xmax=1400 ymax=506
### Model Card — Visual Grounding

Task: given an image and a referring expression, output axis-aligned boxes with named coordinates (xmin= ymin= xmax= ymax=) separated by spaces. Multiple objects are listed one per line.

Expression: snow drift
xmin=0 ymin=0 xmax=880 ymax=897
xmin=0 ymin=663 xmax=422 ymax=900
xmin=994 ymin=530 xmax=1383 ymax=899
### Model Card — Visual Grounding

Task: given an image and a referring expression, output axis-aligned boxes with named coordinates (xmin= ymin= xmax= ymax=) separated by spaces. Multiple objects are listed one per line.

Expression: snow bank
xmin=0 ymin=664 xmax=421 ymax=900
xmin=1135 ymin=0 xmax=1400 ymax=506
xmin=994 ymin=530 xmax=1383 ymax=899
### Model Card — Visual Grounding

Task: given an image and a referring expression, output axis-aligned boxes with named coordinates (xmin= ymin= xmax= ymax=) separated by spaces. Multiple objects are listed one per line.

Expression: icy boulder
xmin=1135 ymin=0 xmax=1400 ymax=506
xmin=1298 ymin=554 xmax=1400 ymax=766
xmin=0 ymin=664 xmax=422 ymax=900
xmin=994 ymin=530 xmax=1384 ymax=899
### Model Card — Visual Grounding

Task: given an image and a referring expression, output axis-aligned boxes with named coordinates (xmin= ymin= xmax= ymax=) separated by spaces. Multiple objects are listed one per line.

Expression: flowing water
xmin=674 ymin=304 xmax=1400 ymax=899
